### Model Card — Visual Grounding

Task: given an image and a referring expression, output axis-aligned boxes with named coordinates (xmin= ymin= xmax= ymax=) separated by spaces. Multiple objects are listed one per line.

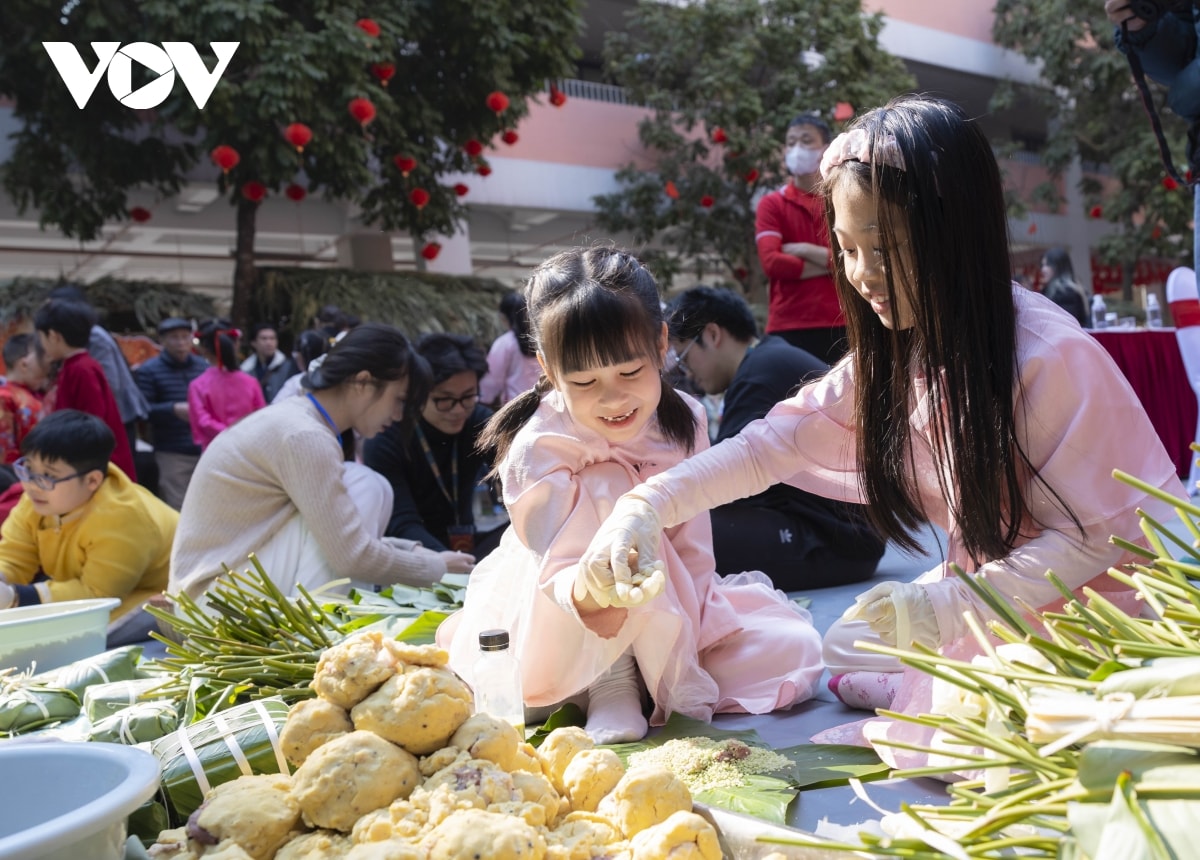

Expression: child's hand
xmin=580 ymin=493 xmax=664 ymax=603
xmin=842 ymin=581 xmax=940 ymax=648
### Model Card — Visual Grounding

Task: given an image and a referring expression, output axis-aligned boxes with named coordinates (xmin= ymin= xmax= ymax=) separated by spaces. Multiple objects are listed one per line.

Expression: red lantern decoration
xmin=549 ymin=85 xmax=567 ymax=107
xmin=833 ymin=101 xmax=855 ymax=122
xmin=711 ymin=127 xmax=727 ymax=144
xmin=356 ymin=18 xmax=381 ymax=37
xmin=1152 ymin=225 xmax=1163 ymax=240
xmin=128 ymin=206 xmax=152 ymax=223
xmin=463 ymin=139 xmax=484 ymax=157
xmin=744 ymin=168 xmax=759 ymax=183
xmin=1089 ymin=205 xmax=1103 ymax=219
xmin=501 ymin=130 xmax=519 ymax=146
xmin=700 ymin=195 xmax=714 ymax=208
xmin=393 ymin=155 xmax=417 ymax=177
xmin=241 ymin=181 xmax=267 ymax=202
xmin=421 ymin=242 xmax=442 ymax=261
xmin=410 ymin=187 xmax=430 ymax=209
xmin=371 ymin=63 xmax=396 ymax=86
xmin=285 ymin=183 xmax=307 ymax=202
xmin=485 ymin=91 xmax=510 ymax=114
xmin=734 ymin=267 xmax=749 ymax=281
xmin=283 ymin=122 xmax=312 ymax=153
xmin=477 ymin=163 xmax=493 ymax=177
xmin=210 ymin=145 xmax=240 ymax=173
xmin=664 ymin=181 xmax=679 ymax=200
xmin=453 ymin=183 xmax=469 ymax=197
xmin=1027 ymin=222 xmax=1037 ymax=235
xmin=1163 ymin=176 xmax=1180 ymax=191
xmin=348 ymin=97 xmax=376 ymax=127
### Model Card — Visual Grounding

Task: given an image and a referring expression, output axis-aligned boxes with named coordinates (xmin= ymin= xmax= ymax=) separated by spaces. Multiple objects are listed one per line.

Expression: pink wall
xmin=493 ymin=99 xmax=659 ymax=171
xmin=866 ymin=0 xmax=997 ymax=44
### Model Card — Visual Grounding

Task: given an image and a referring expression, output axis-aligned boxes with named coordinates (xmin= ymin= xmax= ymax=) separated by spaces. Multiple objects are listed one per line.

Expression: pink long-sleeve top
xmin=187 ymin=367 xmax=266 ymax=451
xmin=437 ymin=389 xmax=822 ymax=724
xmin=637 ymin=287 xmax=1185 ymax=642
xmin=479 ymin=330 xmax=542 ymax=406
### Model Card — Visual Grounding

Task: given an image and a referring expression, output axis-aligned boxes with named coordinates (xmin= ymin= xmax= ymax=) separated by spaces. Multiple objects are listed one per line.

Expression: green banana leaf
xmin=394 ymin=611 xmax=450 ymax=645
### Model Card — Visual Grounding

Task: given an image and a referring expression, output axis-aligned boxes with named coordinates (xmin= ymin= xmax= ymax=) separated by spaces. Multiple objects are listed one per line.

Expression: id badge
xmin=447 ymin=524 xmax=475 ymax=553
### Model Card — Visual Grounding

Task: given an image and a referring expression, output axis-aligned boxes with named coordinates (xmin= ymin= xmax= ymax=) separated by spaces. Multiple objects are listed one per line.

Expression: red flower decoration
xmin=285 ymin=183 xmax=307 ymax=202
xmin=453 ymin=183 xmax=469 ymax=197
xmin=241 ymin=181 xmax=267 ymax=202
xmin=664 ymin=180 xmax=679 ymax=199
xmin=348 ymin=97 xmax=376 ymax=127
xmin=477 ymin=163 xmax=493 ymax=177
xmin=734 ymin=266 xmax=749 ymax=281
xmin=1152 ymin=226 xmax=1163 ymax=240
xmin=420 ymin=242 xmax=442 ymax=261
xmin=129 ymin=206 xmax=152 ymax=223
xmin=1027 ymin=222 xmax=1037 ymax=235
xmin=1163 ymin=176 xmax=1180 ymax=191
xmin=210 ymin=145 xmax=239 ymax=173
xmin=410 ymin=187 xmax=430 ymax=209
xmin=1089 ymin=205 xmax=1103 ymax=219
xmin=744 ymin=168 xmax=759 ymax=183
xmin=283 ymin=122 xmax=312 ymax=152
xmin=1189 ymin=170 xmax=1195 ymax=183
xmin=485 ymin=91 xmax=510 ymax=114
xmin=700 ymin=195 xmax=715 ymax=208
xmin=393 ymin=155 xmax=417 ymax=177
xmin=356 ymin=18 xmax=381 ymax=37
xmin=549 ymin=85 xmax=567 ymax=107
xmin=371 ymin=63 xmax=396 ymax=86
xmin=711 ymin=127 xmax=727 ymax=144
xmin=501 ymin=130 xmax=519 ymax=146
xmin=834 ymin=101 xmax=855 ymax=122
xmin=463 ymin=139 xmax=484 ymax=157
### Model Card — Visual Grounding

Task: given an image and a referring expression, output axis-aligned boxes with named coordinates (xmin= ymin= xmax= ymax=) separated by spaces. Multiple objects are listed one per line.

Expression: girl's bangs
xmin=540 ymin=285 xmax=660 ymax=375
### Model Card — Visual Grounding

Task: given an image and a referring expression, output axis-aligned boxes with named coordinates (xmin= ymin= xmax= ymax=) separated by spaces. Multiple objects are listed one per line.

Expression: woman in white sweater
xmin=170 ymin=323 xmax=475 ymax=602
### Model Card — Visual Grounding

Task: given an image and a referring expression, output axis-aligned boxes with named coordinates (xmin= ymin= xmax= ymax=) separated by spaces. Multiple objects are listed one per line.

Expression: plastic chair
xmin=1167 ymin=266 xmax=1200 ymax=328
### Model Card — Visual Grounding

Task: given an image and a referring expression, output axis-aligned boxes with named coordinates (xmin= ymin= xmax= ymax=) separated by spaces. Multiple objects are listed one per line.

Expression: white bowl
xmin=0 ymin=597 xmax=121 ymax=673
xmin=0 ymin=742 xmax=160 ymax=860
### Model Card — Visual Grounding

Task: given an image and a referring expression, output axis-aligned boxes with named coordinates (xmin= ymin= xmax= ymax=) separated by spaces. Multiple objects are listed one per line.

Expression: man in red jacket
xmin=33 ymin=299 xmax=137 ymax=480
xmin=754 ymin=113 xmax=845 ymax=365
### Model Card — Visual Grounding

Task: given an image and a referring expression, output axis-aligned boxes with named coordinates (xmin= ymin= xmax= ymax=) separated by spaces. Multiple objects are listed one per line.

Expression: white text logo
xmin=43 ymin=42 xmax=239 ymax=110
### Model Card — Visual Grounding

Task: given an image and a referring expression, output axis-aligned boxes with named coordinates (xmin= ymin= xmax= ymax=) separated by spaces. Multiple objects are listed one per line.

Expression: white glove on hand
xmin=842 ymin=580 xmax=941 ymax=649
xmin=577 ymin=494 xmax=665 ymax=608
xmin=0 ymin=579 xmax=14 ymax=609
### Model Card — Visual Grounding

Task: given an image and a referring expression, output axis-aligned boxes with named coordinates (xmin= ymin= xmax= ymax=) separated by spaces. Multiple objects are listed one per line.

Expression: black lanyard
xmin=415 ymin=425 xmax=459 ymax=523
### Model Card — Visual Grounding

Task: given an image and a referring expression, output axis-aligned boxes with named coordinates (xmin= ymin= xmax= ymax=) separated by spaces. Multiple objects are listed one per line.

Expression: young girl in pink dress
xmin=187 ymin=320 xmax=266 ymax=451
xmin=437 ymin=246 xmax=823 ymax=743
xmin=579 ymin=95 xmax=1184 ymax=759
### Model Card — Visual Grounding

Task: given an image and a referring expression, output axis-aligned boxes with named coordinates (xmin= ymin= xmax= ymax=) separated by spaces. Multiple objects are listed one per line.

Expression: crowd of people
xmin=0 ymin=89 xmax=1180 ymax=762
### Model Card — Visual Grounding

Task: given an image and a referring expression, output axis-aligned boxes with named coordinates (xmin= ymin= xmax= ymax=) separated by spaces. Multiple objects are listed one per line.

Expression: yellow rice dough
xmin=597 ymin=766 xmax=693 ymax=838
xmin=193 ymin=773 xmax=300 ymax=860
xmin=421 ymin=807 xmax=548 ymax=860
xmin=290 ymin=730 xmax=421 ymax=831
xmin=629 ymin=810 xmax=721 ymax=860
xmin=279 ymin=697 xmax=354 ymax=767
xmin=350 ymin=665 xmax=473 ymax=755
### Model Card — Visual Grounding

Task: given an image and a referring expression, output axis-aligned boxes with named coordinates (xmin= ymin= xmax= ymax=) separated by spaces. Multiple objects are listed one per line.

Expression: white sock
xmin=585 ymin=652 xmax=648 ymax=744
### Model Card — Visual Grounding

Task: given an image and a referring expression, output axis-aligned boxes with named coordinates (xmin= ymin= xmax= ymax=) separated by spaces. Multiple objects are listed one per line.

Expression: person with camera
xmin=1106 ymin=0 xmax=1200 ymax=266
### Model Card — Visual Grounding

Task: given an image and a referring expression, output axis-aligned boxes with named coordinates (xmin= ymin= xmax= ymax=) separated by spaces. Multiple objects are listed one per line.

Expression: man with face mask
xmin=754 ymin=113 xmax=845 ymax=364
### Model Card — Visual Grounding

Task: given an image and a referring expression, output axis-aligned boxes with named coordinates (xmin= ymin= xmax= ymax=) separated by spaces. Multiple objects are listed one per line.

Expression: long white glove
xmin=576 ymin=494 xmax=666 ymax=608
xmin=842 ymin=580 xmax=941 ymax=649
xmin=0 ymin=579 xmax=14 ymax=609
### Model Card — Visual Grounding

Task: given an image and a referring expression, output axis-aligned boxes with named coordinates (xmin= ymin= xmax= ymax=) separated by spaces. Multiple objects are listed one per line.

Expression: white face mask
xmin=786 ymin=144 xmax=823 ymax=176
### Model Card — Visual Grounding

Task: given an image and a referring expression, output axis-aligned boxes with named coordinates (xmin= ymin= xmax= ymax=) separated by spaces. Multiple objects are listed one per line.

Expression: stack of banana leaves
xmin=773 ymin=468 xmax=1200 ymax=860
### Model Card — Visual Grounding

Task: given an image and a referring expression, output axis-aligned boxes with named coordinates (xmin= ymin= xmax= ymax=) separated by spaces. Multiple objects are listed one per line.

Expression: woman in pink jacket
xmin=437 ymin=247 xmax=823 ymax=744
xmin=580 ymin=96 xmax=1184 ymax=740
xmin=187 ymin=320 xmax=265 ymax=451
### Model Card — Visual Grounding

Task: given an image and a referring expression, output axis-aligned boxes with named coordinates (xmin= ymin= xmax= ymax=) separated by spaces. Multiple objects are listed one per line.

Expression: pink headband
xmin=819 ymin=128 xmax=906 ymax=178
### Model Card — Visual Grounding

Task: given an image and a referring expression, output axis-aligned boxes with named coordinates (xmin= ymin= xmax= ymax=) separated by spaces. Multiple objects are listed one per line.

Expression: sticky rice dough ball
xmin=421 ymin=808 xmax=547 ymax=860
xmin=192 ymin=773 xmax=300 ymax=860
xmin=344 ymin=842 xmax=425 ymax=860
xmin=290 ymin=730 xmax=421 ymax=832
xmin=310 ymin=632 xmax=398 ymax=709
xmin=450 ymin=712 xmax=523 ymax=771
xmin=537 ymin=726 xmax=595 ymax=793
xmin=563 ymin=748 xmax=625 ymax=813
xmin=351 ymin=664 xmax=473 ymax=755
xmin=274 ymin=830 xmax=354 ymax=860
xmin=629 ymin=810 xmax=721 ymax=860
xmin=424 ymin=757 xmax=519 ymax=808
xmin=548 ymin=811 xmax=625 ymax=860
xmin=597 ymin=767 xmax=693 ymax=838
xmin=280 ymin=697 xmax=353 ymax=767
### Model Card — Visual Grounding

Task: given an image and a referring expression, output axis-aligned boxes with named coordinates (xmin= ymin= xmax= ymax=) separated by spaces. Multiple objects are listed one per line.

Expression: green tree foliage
xmin=592 ymin=0 xmax=913 ymax=298
xmin=0 ymin=0 xmax=581 ymax=326
xmin=992 ymin=1 xmax=1194 ymax=291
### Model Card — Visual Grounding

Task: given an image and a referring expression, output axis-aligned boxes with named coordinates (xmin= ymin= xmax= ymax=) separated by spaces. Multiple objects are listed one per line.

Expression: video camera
xmin=1128 ymin=0 xmax=1199 ymax=24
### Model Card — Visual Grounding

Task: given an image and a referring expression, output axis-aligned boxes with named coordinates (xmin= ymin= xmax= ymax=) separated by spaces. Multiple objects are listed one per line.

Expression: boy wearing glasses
xmin=0 ymin=410 xmax=177 ymax=621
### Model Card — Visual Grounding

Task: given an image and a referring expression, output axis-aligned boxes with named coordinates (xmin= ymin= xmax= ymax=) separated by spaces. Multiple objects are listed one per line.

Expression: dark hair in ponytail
xmin=303 ymin=322 xmax=431 ymax=438
xmin=480 ymin=246 xmax=697 ymax=467
xmin=499 ymin=290 xmax=536 ymax=357
xmin=196 ymin=319 xmax=239 ymax=371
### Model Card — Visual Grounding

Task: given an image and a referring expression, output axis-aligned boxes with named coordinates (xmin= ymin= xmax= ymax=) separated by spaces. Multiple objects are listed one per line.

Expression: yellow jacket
xmin=0 ymin=464 xmax=177 ymax=619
